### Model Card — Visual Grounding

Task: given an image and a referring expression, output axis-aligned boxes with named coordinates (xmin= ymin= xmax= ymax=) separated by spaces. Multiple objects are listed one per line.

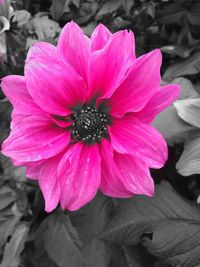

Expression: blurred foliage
xmin=1 ymin=0 xmax=200 ymax=266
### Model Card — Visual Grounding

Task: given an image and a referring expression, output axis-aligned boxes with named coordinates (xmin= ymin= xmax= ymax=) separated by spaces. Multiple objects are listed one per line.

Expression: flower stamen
xmin=71 ymin=106 xmax=109 ymax=144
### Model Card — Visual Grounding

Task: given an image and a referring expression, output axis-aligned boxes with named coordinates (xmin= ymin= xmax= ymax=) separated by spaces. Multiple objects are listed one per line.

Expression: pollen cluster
xmin=71 ymin=106 xmax=109 ymax=144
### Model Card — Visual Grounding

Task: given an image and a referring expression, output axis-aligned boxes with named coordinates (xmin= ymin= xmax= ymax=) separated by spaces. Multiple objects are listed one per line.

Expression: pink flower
xmin=1 ymin=22 xmax=180 ymax=212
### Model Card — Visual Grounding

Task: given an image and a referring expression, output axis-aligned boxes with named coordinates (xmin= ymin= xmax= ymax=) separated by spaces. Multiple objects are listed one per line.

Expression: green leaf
xmin=0 ymin=223 xmax=29 ymax=267
xmin=71 ymin=193 xmax=112 ymax=242
xmin=163 ymin=51 xmax=200 ymax=82
xmin=176 ymin=137 xmax=200 ymax=176
xmin=38 ymin=210 xmax=85 ymax=267
xmin=70 ymin=193 xmax=113 ymax=267
xmin=10 ymin=10 xmax=31 ymax=27
xmin=174 ymin=98 xmax=200 ymax=129
xmin=153 ymin=77 xmax=199 ymax=145
xmin=97 ymin=0 xmax=123 ymax=17
xmin=0 ymin=185 xmax=23 ymax=254
xmin=172 ymin=77 xmax=199 ymax=99
xmin=101 ymin=182 xmax=200 ymax=266
xmin=152 ymin=106 xmax=195 ymax=145
xmin=50 ymin=0 xmax=67 ymax=21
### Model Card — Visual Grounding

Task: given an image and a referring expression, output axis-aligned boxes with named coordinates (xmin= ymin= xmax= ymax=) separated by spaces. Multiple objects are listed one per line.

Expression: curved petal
xmin=57 ymin=21 xmax=91 ymax=83
xmin=135 ymin=84 xmax=180 ymax=123
xmin=39 ymin=153 xmax=64 ymax=212
xmin=1 ymin=75 xmax=43 ymax=115
xmin=25 ymin=53 xmax=87 ymax=115
xmin=100 ymin=139 xmax=154 ymax=197
xmin=26 ymin=41 xmax=56 ymax=62
xmin=114 ymin=152 xmax=154 ymax=197
xmin=2 ymin=115 xmax=70 ymax=162
xmin=25 ymin=160 xmax=46 ymax=180
xmin=100 ymin=139 xmax=133 ymax=198
xmin=174 ymin=98 xmax=200 ymax=129
xmin=58 ymin=143 xmax=101 ymax=211
xmin=88 ymin=30 xmax=135 ymax=102
xmin=91 ymin=23 xmax=112 ymax=51
xmin=11 ymin=109 xmax=27 ymax=129
xmin=108 ymin=49 xmax=162 ymax=117
xmin=108 ymin=116 xmax=168 ymax=169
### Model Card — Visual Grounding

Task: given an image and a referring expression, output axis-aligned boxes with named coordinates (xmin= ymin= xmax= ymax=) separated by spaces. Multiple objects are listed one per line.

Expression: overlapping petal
xmin=135 ymin=84 xmax=180 ymax=123
xmin=58 ymin=143 xmax=101 ymax=211
xmin=108 ymin=116 xmax=168 ymax=169
xmin=100 ymin=139 xmax=154 ymax=197
xmin=26 ymin=41 xmax=56 ymax=61
xmin=57 ymin=21 xmax=91 ymax=83
xmin=1 ymin=75 xmax=43 ymax=115
xmin=91 ymin=23 xmax=112 ymax=51
xmin=2 ymin=115 xmax=70 ymax=162
xmin=100 ymin=139 xmax=133 ymax=198
xmin=108 ymin=49 xmax=162 ymax=117
xmin=88 ymin=30 xmax=135 ymax=102
xmin=25 ymin=52 xmax=87 ymax=115
xmin=39 ymin=153 xmax=63 ymax=212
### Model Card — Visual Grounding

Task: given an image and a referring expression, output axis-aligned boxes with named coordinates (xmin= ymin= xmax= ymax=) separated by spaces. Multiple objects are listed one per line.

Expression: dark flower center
xmin=71 ymin=106 xmax=110 ymax=144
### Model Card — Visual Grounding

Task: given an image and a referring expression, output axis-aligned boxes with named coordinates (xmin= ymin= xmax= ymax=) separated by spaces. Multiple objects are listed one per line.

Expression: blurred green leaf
xmin=0 ymin=185 xmax=23 ymax=254
xmin=163 ymin=51 xmax=200 ymax=81
xmin=10 ymin=10 xmax=31 ymax=27
xmin=153 ymin=106 xmax=195 ymax=145
xmin=0 ymin=223 xmax=29 ymax=267
xmin=101 ymin=182 xmax=200 ymax=266
xmin=174 ymin=98 xmax=200 ymax=129
xmin=37 ymin=210 xmax=85 ymax=267
xmin=50 ymin=0 xmax=67 ymax=21
xmin=176 ymin=137 xmax=200 ymax=176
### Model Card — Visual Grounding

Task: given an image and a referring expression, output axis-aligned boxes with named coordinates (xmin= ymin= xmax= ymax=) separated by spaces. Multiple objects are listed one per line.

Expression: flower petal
xmin=108 ymin=49 xmax=162 ymax=117
xmin=39 ymin=154 xmax=63 ymax=212
xmin=88 ymin=30 xmax=135 ymax=102
xmin=2 ymin=115 xmax=70 ymax=162
xmin=25 ymin=53 xmax=87 ymax=115
xmin=100 ymin=139 xmax=154 ymax=197
xmin=1 ymin=75 xmax=43 ymax=115
xmin=58 ymin=143 xmax=101 ymax=211
xmin=135 ymin=84 xmax=180 ymax=123
xmin=26 ymin=41 xmax=56 ymax=61
xmin=174 ymin=98 xmax=200 ymax=128
xmin=91 ymin=23 xmax=112 ymax=51
xmin=108 ymin=116 xmax=168 ymax=169
xmin=57 ymin=21 xmax=91 ymax=83
xmin=114 ymin=152 xmax=154 ymax=197
xmin=100 ymin=139 xmax=134 ymax=198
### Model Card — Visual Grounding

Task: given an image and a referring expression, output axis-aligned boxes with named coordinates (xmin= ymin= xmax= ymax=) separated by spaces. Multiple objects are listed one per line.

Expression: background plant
xmin=1 ymin=0 xmax=200 ymax=266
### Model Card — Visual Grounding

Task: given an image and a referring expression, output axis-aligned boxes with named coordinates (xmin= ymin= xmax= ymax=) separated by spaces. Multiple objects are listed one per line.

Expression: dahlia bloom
xmin=1 ymin=22 xmax=180 ymax=212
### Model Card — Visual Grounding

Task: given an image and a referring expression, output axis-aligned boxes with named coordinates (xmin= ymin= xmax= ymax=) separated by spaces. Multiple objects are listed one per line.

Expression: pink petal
xmin=26 ymin=41 xmax=56 ymax=62
xmin=25 ymin=53 xmax=87 ymax=115
xmin=135 ymin=84 xmax=180 ymax=123
xmin=91 ymin=23 xmax=112 ymax=51
xmin=1 ymin=75 xmax=43 ymax=115
xmin=11 ymin=110 xmax=26 ymax=129
xmin=108 ymin=116 xmax=168 ymax=169
xmin=108 ymin=49 xmax=162 ymax=117
xmin=88 ymin=30 xmax=135 ymax=102
xmin=100 ymin=139 xmax=133 ymax=198
xmin=2 ymin=115 xmax=70 ymax=162
xmin=114 ymin=152 xmax=154 ymax=197
xmin=100 ymin=139 xmax=154 ymax=197
xmin=58 ymin=143 xmax=101 ymax=211
xmin=57 ymin=21 xmax=91 ymax=83
xmin=39 ymin=154 xmax=63 ymax=212
xmin=25 ymin=160 xmax=46 ymax=180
